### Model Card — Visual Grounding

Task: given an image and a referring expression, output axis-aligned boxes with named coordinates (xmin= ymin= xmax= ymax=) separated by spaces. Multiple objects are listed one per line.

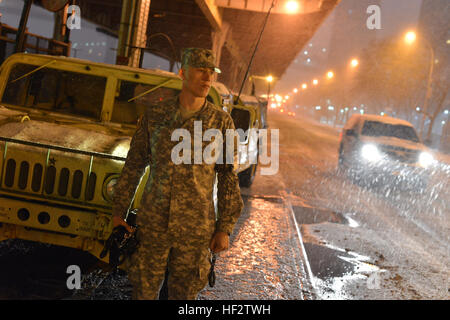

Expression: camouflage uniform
xmin=112 ymin=49 xmax=243 ymax=300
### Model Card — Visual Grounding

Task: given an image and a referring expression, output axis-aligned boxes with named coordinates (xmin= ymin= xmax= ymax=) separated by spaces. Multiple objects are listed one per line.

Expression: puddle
xmin=292 ymin=205 xmax=362 ymax=230
xmin=292 ymin=206 xmax=345 ymax=225
xmin=302 ymin=242 xmax=381 ymax=299
xmin=290 ymin=205 xmax=379 ymax=299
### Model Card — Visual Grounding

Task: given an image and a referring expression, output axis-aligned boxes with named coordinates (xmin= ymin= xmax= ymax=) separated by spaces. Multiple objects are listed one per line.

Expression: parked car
xmin=338 ymin=114 xmax=434 ymax=191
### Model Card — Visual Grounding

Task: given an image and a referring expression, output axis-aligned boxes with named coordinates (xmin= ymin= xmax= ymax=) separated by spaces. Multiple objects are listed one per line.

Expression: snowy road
xmin=201 ymin=112 xmax=449 ymax=300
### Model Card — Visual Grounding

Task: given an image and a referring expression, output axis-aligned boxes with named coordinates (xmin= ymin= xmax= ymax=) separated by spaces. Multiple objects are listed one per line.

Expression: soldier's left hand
xmin=209 ymin=231 xmax=229 ymax=253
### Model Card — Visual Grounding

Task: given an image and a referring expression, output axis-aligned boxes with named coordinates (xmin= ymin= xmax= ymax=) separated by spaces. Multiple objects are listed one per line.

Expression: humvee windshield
xmin=2 ymin=63 xmax=107 ymax=120
xmin=112 ymin=80 xmax=180 ymax=125
xmin=361 ymin=121 xmax=420 ymax=142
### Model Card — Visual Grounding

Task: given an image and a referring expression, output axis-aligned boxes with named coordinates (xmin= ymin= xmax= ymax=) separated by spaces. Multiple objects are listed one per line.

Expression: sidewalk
xmin=199 ymin=171 xmax=313 ymax=300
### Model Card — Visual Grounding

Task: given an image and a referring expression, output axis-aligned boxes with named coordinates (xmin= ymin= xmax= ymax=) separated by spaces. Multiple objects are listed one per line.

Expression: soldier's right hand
xmin=112 ymin=216 xmax=134 ymax=233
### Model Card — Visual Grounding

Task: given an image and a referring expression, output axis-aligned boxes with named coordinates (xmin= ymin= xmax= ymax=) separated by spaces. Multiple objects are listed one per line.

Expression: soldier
xmin=112 ymin=48 xmax=244 ymax=300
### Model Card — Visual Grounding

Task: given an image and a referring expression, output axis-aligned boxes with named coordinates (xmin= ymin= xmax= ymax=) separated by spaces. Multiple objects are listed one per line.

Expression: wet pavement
xmin=200 ymin=192 xmax=312 ymax=300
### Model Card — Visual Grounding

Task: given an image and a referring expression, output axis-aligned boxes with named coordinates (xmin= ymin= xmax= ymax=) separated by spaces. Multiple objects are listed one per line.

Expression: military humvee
xmin=232 ymin=94 xmax=267 ymax=187
xmin=0 ymin=53 xmax=259 ymax=263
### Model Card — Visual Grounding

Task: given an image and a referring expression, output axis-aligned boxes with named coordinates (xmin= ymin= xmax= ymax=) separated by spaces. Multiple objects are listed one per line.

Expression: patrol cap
xmin=181 ymin=48 xmax=221 ymax=74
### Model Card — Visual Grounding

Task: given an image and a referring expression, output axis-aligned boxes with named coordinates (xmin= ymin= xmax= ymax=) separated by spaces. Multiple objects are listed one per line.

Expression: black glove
xmin=100 ymin=210 xmax=140 ymax=268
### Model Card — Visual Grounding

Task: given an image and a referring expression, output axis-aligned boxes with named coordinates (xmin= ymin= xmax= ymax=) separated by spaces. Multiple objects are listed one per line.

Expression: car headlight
xmin=361 ymin=144 xmax=382 ymax=162
xmin=102 ymin=175 xmax=119 ymax=201
xmin=419 ymin=152 xmax=434 ymax=168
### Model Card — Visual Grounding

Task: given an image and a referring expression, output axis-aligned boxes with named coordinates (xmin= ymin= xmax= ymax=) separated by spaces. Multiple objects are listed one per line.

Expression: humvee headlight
xmin=419 ymin=152 xmax=434 ymax=168
xmin=361 ymin=144 xmax=382 ymax=162
xmin=103 ymin=175 xmax=119 ymax=201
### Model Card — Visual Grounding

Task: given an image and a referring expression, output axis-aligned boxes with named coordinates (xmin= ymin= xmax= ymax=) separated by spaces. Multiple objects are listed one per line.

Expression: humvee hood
xmin=0 ymin=115 xmax=131 ymax=157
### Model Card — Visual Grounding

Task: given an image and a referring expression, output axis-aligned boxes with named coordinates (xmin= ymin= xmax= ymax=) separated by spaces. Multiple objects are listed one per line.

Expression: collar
xmin=175 ymin=95 xmax=211 ymax=123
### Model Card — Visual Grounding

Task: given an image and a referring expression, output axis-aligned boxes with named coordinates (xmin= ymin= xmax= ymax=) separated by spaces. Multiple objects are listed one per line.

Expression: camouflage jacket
xmin=112 ymin=96 xmax=244 ymax=241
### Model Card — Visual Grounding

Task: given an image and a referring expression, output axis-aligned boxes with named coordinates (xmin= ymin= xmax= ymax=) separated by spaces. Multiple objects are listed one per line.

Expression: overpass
xmin=28 ymin=0 xmax=341 ymax=94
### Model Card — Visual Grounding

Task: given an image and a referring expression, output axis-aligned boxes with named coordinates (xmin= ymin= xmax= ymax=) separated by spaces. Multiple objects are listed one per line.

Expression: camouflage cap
xmin=181 ymin=48 xmax=221 ymax=73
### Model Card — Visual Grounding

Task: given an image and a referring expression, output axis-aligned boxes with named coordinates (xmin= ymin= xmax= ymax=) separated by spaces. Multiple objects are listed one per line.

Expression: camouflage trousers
xmin=126 ymin=229 xmax=211 ymax=300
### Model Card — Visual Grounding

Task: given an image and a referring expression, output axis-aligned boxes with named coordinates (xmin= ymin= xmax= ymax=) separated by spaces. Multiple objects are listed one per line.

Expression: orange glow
xmin=280 ymin=109 xmax=284 ymax=113
xmin=302 ymin=83 xmax=307 ymax=89
xmin=285 ymin=1 xmax=299 ymax=14
xmin=405 ymin=31 xmax=417 ymax=45
xmin=350 ymin=58 xmax=359 ymax=68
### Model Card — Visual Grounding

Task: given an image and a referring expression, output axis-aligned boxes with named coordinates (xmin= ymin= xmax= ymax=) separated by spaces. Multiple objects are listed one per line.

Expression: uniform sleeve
xmin=112 ymin=111 xmax=150 ymax=219
xmin=214 ymin=114 xmax=244 ymax=235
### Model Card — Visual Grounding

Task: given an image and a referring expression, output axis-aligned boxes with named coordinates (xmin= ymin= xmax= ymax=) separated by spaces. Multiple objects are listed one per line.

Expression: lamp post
xmin=266 ymin=75 xmax=273 ymax=100
xmin=404 ymin=31 xmax=435 ymax=141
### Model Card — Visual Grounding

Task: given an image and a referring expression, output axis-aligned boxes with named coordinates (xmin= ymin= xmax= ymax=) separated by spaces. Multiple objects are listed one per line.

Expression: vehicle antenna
xmin=235 ymin=0 xmax=277 ymax=104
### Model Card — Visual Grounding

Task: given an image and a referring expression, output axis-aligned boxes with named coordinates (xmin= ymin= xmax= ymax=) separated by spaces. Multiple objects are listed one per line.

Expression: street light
xmin=404 ymin=31 xmax=417 ymax=45
xmin=302 ymin=83 xmax=307 ymax=89
xmin=327 ymin=71 xmax=334 ymax=79
xmin=312 ymin=79 xmax=318 ymax=85
xmin=350 ymin=58 xmax=359 ymax=68
xmin=404 ymin=30 xmax=435 ymax=140
xmin=285 ymin=1 xmax=300 ymax=14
